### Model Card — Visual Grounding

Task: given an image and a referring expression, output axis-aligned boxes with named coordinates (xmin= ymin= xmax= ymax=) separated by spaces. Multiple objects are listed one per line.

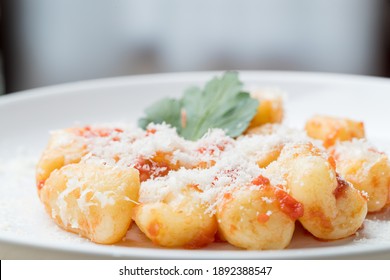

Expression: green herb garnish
xmin=138 ymin=72 xmax=259 ymax=140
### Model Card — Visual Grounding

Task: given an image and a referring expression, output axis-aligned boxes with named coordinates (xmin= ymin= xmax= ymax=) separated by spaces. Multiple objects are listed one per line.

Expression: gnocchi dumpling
xmin=267 ymin=143 xmax=368 ymax=240
xmin=36 ymin=128 xmax=87 ymax=191
xmin=216 ymin=176 xmax=303 ymax=250
xmin=330 ymin=139 xmax=390 ymax=212
xmin=134 ymin=196 xmax=217 ymax=248
xmin=39 ymin=162 xmax=140 ymax=244
xmin=247 ymin=89 xmax=284 ymax=129
xmin=305 ymin=115 xmax=365 ymax=147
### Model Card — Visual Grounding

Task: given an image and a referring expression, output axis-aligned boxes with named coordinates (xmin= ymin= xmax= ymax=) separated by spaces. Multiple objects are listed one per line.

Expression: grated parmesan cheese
xmin=332 ymin=138 xmax=388 ymax=175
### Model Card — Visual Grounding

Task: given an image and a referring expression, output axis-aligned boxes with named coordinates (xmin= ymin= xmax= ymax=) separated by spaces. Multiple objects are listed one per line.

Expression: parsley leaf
xmin=138 ymin=98 xmax=183 ymax=133
xmin=138 ymin=72 xmax=259 ymax=140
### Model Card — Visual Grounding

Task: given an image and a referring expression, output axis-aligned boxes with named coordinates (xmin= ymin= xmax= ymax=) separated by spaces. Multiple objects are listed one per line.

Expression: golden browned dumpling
xmin=247 ymin=89 xmax=284 ymax=129
xmin=36 ymin=128 xmax=87 ymax=191
xmin=305 ymin=115 xmax=365 ymax=147
xmin=266 ymin=143 xmax=368 ymax=240
xmin=134 ymin=196 xmax=217 ymax=248
xmin=40 ymin=162 xmax=140 ymax=244
xmin=330 ymin=139 xmax=390 ymax=212
xmin=216 ymin=176 xmax=303 ymax=250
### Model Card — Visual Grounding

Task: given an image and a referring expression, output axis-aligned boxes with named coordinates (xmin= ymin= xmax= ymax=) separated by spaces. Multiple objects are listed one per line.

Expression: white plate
xmin=1 ymin=71 xmax=390 ymax=259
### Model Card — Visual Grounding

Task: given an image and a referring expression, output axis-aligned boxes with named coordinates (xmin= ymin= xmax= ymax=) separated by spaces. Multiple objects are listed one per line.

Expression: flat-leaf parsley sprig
xmin=138 ymin=72 xmax=259 ymax=140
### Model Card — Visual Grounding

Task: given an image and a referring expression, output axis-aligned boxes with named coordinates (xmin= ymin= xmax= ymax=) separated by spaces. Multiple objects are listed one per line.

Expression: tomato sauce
xmin=251 ymin=175 xmax=270 ymax=186
xmin=334 ymin=174 xmax=349 ymax=199
xmin=133 ymin=158 xmax=170 ymax=182
xmin=251 ymin=175 xmax=304 ymax=221
xmin=75 ymin=126 xmax=123 ymax=139
xmin=37 ymin=180 xmax=45 ymax=190
xmin=257 ymin=213 xmax=270 ymax=224
xmin=274 ymin=188 xmax=304 ymax=220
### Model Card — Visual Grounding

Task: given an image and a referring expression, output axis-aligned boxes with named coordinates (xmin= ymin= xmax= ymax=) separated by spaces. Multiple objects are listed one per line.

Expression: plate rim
xmin=1 ymin=70 xmax=390 ymax=103
xmin=0 ymin=230 xmax=388 ymax=259
xmin=1 ymin=70 xmax=390 ymax=259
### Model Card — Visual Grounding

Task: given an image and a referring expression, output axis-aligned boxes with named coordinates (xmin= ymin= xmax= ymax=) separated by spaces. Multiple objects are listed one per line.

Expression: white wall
xmin=8 ymin=0 xmax=382 ymax=91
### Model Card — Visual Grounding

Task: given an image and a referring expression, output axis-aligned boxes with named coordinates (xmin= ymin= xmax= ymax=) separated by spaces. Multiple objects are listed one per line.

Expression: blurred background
xmin=1 ymin=0 xmax=389 ymax=94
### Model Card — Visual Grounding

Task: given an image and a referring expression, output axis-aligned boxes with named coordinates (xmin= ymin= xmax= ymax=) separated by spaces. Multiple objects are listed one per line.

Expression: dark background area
xmin=1 ymin=0 xmax=390 ymax=94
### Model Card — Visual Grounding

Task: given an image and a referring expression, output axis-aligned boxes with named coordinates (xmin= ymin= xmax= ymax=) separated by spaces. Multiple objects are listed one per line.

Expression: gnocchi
xmin=36 ymin=87 xmax=389 ymax=250
xmin=216 ymin=176 xmax=302 ymax=249
xmin=134 ymin=199 xmax=217 ymax=248
xmin=40 ymin=162 xmax=140 ymax=244
xmin=247 ymin=89 xmax=284 ymax=129
xmin=266 ymin=143 xmax=367 ymax=240
xmin=330 ymin=139 xmax=390 ymax=212
xmin=36 ymin=128 xmax=87 ymax=191
xmin=305 ymin=115 xmax=365 ymax=148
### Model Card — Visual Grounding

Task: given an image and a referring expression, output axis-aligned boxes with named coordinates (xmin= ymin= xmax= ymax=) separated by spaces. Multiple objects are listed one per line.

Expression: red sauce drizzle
xmin=328 ymin=156 xmax=337 ymax=170
xmin=133 ymin=158 xmax=170 ymax=182
xmin=251 ymin=175 xmax=270 ymax=186
xmin=145 ymin=128 xmax=156 ymax=136
xmin=75 ymin=126 xmax=123 ymax=139
xmin=257 ymin=213 xmax=270 ymax=224
xmin=251 ymin=175 xmax=303 ymax=221
xmin=334 ymin=174 xmax=349 ymax=199
xmin=37 ymin=180 xmax=45 ymax=190
xmin=197 ymin=142 xmax=227 ymax=155
xmin=223 ymin=193 xmax=232 ymax=200
xmin=274 ymin=188 xmax=304 ymax=220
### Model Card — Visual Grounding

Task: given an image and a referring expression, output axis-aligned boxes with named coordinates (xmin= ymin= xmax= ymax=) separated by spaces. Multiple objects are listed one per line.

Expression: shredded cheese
xmin=55 ymin=122 xmax=331 ymax=215
xmin=332 ymin=138 xmax=388 ymax=175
